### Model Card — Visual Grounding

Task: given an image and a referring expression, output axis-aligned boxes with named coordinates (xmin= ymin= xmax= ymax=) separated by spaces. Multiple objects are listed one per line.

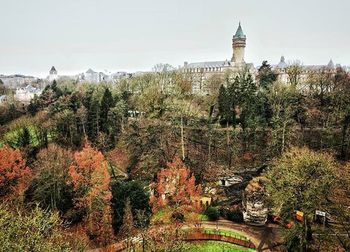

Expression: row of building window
xmin=185 ymin=67 xmax=223 ymax=73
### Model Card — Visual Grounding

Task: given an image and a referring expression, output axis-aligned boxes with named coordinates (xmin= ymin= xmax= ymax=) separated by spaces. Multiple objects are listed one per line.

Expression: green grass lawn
xmin=1 ymin=124 xmax=52 ymax=148
xmin=186 ymin=241 xmax=255 ymax=252
xmin=152 ymin=209 xmax=208 ymax=224
xmin=151 ymin=207 xmax=172 ymax=224
xmin=203 ymin=228 xmax=249 ymax=241
xmin=198 ymin=214 xmax=209 ymax=221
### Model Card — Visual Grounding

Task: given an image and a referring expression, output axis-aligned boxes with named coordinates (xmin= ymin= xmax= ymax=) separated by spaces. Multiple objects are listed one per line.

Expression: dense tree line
xmin=0 ymin=62 xmax=350 ymax=250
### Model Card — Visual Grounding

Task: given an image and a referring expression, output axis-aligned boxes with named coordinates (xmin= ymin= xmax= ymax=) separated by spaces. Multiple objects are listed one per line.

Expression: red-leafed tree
xmin=150 ymin=157 xmax=202 ymax=214
xmin=68 ymin=142 xmax=113 ymax=245
xmin=0 ymin=145 xmax=31 ymax=199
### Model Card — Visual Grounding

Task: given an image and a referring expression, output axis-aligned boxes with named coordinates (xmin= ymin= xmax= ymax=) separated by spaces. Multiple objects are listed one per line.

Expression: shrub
xmin=226 ymin=210 xmax=244 ymax=223
xmin=205 ymin=207 xmax=220 ymax=221
xmin=0 ymin=204 xmax=86 ymax=251
xmin=220 ymin=208 xmax=244 ymax=223
xmin=110 ymin=180 xmax=151 ymax=232
xmin=171 ymin=211 xmax=185 ymax=222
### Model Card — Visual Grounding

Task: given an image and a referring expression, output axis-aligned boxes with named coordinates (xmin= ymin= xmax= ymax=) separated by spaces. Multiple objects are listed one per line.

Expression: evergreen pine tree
xmin=218 ymin=85 xmax=235 ymax=126
xmin=51 ymin=80 xmax=62 ymax=97
xmin=87 ymin=98 xmax=100 ymax=143
xmin=18 ymin=127 xmax=31 ymax=147
xmin=120 ymin=198 xmax=134 ymax=239
xmin=100 ymin=88 xmax=114 ymax=134
xmin=258 ymin=61 xmax=277 ymax=89
xmin=27 ymin=99 xmax=39 ymax=116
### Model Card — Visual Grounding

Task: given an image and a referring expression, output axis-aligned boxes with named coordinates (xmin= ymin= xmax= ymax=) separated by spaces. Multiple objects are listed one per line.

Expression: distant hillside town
xmin=47 ymin=66 xmax=132 ymax=83
xmin=0 ymin=23 xmax=349 ymax=104
xmin=0 ymin=67 xmax=133 ymax=104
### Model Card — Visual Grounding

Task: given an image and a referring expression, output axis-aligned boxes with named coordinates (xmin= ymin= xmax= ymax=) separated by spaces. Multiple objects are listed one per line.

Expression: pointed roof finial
xmin=50 ymin=66 xmax=57 ymax=74
xmin=277 ymin=56 xmax=287 ymax=69
xmin=327 ymin=59 xmax=334 ymax=69
xmin=234 ymin=22 xmax=246 ymax=39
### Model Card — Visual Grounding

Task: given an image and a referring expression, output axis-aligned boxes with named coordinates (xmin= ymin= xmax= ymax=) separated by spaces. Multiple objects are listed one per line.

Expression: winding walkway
xmin=183 ymin=229 xmax=255 ymax=249
xmin=197 ymin=220 xmax=284 ymax=251
xmin=88 ymin=220 xmax=283 ymax=252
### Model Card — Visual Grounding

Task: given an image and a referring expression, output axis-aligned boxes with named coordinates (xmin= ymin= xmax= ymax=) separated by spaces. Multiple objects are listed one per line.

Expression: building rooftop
xmin=233 ymin=22 xmax=246 ymax=39
xmin=273 ymin=57 xmax=339 ymax=71
xmin=186 ymin=60 xmax=227 ymax=68
xmin=86 ymin=68 xmax=97 ymax=74
xmin=277 ymin=56 xmax=288 ymax=69
xmin=327 ymin=59 xmax=334 ymax=69
xmin=50 ymin=66 xmax=57 ymax=73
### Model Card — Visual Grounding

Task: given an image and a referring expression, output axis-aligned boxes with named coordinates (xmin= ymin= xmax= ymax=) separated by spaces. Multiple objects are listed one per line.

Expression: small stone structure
xmin=218 ymin=175 xmax=243 ymax=187
xmin=242 ymin=176 xmax=268 ymax=226
xmin=200 ymin=196 xmax=212 ymax=208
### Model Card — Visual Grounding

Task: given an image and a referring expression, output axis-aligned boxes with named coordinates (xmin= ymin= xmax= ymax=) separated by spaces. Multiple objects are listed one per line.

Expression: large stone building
xmin=0 ymin=74 xmax=39 ymax=88
xmin=272 ymin=56 xmax=338 ymax=85
xmin=182 ymin=23 xmax=347 ymax=94
xmin=183 ymin=23 xmax=255 ymax=94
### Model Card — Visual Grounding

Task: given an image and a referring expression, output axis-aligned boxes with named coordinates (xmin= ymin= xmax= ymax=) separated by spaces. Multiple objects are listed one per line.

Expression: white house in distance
xmin=45 ymin=66 xmax=131 ymax=84
xmin=15 ymin=85 xmax=42 ymax=103
xmin=79 ymin=68 xmax=111 ymax=83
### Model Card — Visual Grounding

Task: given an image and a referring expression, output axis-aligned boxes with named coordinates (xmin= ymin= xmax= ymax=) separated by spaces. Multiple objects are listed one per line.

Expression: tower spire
xmin=234 ymin=22 xmax=246 ymax=39
xmin=232 ymin=22 xmax=246 ymax=63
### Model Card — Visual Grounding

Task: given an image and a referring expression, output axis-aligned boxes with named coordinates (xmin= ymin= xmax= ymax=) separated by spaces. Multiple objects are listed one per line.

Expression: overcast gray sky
xmin=0 ymin=0 xmax=349 ymax=77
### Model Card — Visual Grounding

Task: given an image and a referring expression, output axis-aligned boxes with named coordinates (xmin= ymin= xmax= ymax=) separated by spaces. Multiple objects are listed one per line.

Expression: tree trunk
xmin=181 ymin=116 xmax=185 ymax=160
xmin=226 ymin=121 xmax=231 ymax=168
xmin=341 ymin=115 xmax=350 ymax=160
xmin=281 ymin=122 xmax=286 ymax=154
xmin=208 ymin=126 xmax=211 ymax=168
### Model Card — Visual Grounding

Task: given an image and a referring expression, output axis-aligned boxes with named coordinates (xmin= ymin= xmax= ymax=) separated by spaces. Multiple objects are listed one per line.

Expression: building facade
xmin=0 ymin=74 xmax=39 ymax=88
xmin=182 ymin=23 xmax=347 ymax=94
xmin=272 ymin=56 xmax=338 ymax=86
xmin=14 ymin=85 xmax=42 ymax=103
xmin=183 ymin=23 xmax=255 ymax=94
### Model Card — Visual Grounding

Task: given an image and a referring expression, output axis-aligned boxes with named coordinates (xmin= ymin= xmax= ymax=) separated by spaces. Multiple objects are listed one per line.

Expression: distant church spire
xmin=234 ymin=22 xmax=246 ymax=39
xmin=49 ymin=66 xmax=58 ymax=81
xmin=277 ymin=56 xmax=287 ymax=69
xmin=327 ymin=59 xmax=334 ymax=69
xmin=49 ymin=66 xmax=57 ymax=74
xmin=232 ymin=22 xmax=246 ymax=63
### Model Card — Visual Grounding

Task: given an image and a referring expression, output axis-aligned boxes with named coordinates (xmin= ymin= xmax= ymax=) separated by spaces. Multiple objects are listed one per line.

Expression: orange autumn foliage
xmin=0 ymin=145 xmax=31 ymax=198
xmin=150 ymin=157 xmax=202 ymax=213
xmin=68 ymin=142 xmax=113 ymax=245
